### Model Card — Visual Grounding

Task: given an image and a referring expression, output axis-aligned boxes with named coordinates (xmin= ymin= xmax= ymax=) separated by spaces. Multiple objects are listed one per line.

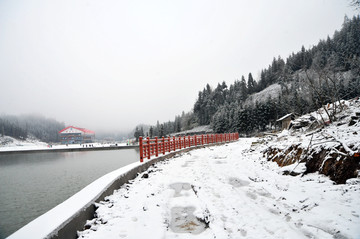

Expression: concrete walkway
xmin=78 ymin=139 xmax=360 ymax=239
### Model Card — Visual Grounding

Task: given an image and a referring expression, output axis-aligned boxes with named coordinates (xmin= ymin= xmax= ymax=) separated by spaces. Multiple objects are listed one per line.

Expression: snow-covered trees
xmin=0 ymin=114 xmax=65 ymax=142
xmin=133 ymin=16 xmax=360 ymax=137
xmin=200 ymin=15 xmax=360 ymax=134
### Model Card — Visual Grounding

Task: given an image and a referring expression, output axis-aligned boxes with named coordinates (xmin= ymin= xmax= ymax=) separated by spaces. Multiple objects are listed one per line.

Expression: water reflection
xmin=0 ymin=149 xmax=139 ymax=238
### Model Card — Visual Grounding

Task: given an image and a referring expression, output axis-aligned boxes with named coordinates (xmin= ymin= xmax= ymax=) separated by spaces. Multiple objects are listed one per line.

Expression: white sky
xmin=0 ymin=0 xmax=357 ymax=133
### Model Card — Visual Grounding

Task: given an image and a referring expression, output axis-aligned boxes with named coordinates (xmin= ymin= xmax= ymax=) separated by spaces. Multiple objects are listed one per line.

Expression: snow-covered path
xmin=78 ymin=139 xmax=360 ymax=239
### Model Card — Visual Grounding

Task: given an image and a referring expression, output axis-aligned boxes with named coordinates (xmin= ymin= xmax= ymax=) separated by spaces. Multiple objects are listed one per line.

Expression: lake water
xmin=0 ymin=148 xmax=139 ymax=238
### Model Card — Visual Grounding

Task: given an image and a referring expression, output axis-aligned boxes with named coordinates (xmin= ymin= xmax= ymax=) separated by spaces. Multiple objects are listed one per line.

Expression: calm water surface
xmin=0 ymin=149 xmax=139 ymax=238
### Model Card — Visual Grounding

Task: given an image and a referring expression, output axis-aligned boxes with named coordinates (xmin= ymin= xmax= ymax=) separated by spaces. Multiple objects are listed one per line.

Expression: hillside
xmin=264 ymin=97 xmax=360 ymax=184
xmin=0 ymin=114 xmax=65 ymax=143
xmin=0 ymin=135 xmax=48 ymax=149
xmin=134 ymin=15 xmax=360 ymax=137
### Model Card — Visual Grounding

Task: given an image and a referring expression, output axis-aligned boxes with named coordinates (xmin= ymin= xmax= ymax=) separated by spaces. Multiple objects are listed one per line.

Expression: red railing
xmin=139 ymin=133 xmax=239 ymax=162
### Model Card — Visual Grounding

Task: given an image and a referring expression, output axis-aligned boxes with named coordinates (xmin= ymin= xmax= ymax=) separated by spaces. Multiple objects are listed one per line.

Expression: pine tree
xmin=239 ymin=76 xmax=248 ymax=101
xmin=247 ymin=73 xmax=256 ymax=94
xmin=159 ymin=124 xmax=165 ymax=137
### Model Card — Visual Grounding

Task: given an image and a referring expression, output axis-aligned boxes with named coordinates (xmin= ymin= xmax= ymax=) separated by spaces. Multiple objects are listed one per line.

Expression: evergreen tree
xmin=239 ymin=76 xmax=248 ymax=101
xmin=247 ymin=73 xmax=256 ymax=94
xmin=149 ymin=126 xmax=154 ymax=138
xmin=159 ymin=124 xmax=165 ymax=137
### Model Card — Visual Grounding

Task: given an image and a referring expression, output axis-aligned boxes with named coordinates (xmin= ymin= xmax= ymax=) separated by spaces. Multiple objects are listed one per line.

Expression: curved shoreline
xmin=7 ymin=143 xmax=227 ymax=239
xmin=0 ymin=145 xmax=139 ymax=155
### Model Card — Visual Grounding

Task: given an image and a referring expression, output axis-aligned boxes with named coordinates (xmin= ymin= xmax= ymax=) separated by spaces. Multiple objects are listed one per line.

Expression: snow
xmin=0 ymin=136 xmax=127 ymax=152
xmin=244 ymin=83 xmax=282 ymax=106
xmin=271 ymin=97 xmax=360 ymax=157
xmin=0 ymin=135 xmax=48 ymax=150
xmin=6 ymin=98 xmax=360 ymax=238
xmin=172 ymin=125 xmax=213 ymax=136
xmin=277 ymin=113 xmax=293 ymax=122
xmin=77 ymin=139 xmax=360 ymax=239
xmin=7 ymin=161 xmax=142 ymax=239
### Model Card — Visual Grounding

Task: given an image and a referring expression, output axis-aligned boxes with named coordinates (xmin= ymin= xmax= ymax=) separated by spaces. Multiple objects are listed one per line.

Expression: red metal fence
xmin=139 ymin=133 xmax=239 ymax=162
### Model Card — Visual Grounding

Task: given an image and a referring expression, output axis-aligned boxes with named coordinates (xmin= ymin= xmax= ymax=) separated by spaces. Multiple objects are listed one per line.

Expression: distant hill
xmin=0 ymin=114 xmax=65 ymax=143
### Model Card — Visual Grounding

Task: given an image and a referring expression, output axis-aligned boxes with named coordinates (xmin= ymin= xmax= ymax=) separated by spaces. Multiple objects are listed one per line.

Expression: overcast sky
xmin=0 ymin=0 xmax=357 ymax=133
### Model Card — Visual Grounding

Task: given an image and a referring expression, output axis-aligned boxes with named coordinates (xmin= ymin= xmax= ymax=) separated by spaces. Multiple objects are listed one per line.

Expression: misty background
xmin=0 ymin=0 xmax=357 ymax=135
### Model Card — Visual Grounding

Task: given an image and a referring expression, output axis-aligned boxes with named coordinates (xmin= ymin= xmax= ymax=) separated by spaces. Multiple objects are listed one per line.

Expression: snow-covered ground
xmin=244 ymin=83 xmax=282 ymax=106
xmin=268 ymin=98 xmax=360 ymax=156
xmin=77 ymin=139 xmax=360 ymax=239
xmin=0 ymin=136 xmax=127 ymax=152
xmin=172 ymin=125 xmax=213 ymax=136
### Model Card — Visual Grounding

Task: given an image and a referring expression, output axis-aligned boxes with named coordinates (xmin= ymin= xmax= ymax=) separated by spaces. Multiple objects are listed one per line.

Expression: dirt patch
xmin=170 ymin=207 xmax=207 ymax=234
xmin=304 ymin=146 xmax=360 ymax=184
xmin=264 ymin=144 xmax=304 ymax=167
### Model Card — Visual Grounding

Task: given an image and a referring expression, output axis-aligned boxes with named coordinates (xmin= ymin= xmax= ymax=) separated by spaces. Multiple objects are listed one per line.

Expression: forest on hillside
xmin=135 ymin=15 xmax=360 ymax=137
xmin=0 ymin=114 xmax=65 ymax=142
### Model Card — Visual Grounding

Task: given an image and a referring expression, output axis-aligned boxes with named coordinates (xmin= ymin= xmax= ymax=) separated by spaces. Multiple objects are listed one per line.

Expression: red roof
xmin=58 ymin=126 xmax=95 ymax=134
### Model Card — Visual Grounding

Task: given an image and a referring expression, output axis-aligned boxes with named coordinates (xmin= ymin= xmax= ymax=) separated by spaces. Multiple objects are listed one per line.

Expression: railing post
xmin=173 ymin=136 xmax=176 ymax=151
xmin=201 ymin=135 xmax=204 ymax=145
xmin=194 ymin=135 xmax=197 ymax=146
xmin=139 ymin=137 xmax=144 ymax=163
xmin=162 ymin=137 xmax=165 ymax=154
xmin=155 ymin=137 xmax=158 ymax=157
xmin=147 ymin=137 xmax=151 ymax=160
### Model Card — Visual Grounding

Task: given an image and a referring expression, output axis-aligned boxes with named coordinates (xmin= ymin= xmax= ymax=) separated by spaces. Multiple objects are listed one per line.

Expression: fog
xmin=0 ymin=0 xmax=356 ymax=133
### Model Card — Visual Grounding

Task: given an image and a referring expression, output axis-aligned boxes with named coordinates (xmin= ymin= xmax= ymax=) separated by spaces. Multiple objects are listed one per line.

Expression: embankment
xmin=264 ymin=144 xmax=360 ymax=184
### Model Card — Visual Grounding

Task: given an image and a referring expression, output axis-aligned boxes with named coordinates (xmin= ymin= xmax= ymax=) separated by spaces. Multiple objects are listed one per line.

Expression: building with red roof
xmin=58 ymin=126 xmax=95 ymax=144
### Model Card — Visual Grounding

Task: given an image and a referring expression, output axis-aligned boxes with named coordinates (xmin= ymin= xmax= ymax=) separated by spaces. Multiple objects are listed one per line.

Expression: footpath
xmin=78 ymin=138 xmax=360 ymax=239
